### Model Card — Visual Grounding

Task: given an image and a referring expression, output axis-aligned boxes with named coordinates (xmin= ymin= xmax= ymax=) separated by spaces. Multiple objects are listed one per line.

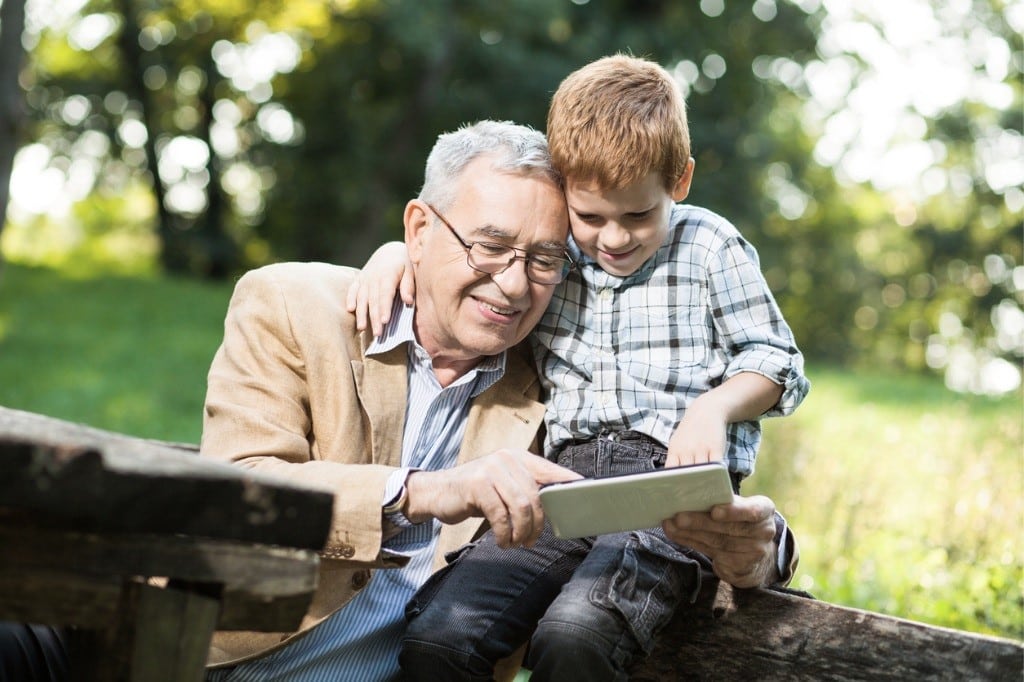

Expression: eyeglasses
xmin=424 ymin=203 xmax=574 ymax=285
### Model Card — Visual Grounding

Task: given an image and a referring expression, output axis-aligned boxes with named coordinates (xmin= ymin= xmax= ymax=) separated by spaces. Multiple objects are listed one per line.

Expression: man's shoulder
xmin=234 ymin=262 xmax=359 ymax=302
xmin=228 ymin=262 xmax=368 ymax=354
xmin=231 ymin=262 xmax=363 ymax=324
xmin=241 ymin=261 xmax=359 ymax=286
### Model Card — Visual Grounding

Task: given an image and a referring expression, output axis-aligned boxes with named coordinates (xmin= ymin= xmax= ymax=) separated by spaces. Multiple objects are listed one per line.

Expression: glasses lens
xmin=467 ymin=244 xmax=570 ymax=285
xmin=527 ymin=256 xmax=570 ymax=284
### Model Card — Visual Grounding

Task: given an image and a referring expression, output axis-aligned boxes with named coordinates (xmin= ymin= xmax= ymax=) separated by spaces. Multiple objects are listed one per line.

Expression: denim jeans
xmin=400 ymin=432 xmax=717 ymax=682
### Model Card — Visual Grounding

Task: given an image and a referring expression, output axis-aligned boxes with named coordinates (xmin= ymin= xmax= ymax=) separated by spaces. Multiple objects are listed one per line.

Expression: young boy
xmin=354 ymin=55 xmax=810 ymax=680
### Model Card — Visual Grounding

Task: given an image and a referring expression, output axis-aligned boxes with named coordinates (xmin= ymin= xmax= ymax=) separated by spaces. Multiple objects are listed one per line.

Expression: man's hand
xmin=662 ymin=494 xmax=780 ymax=588
xmin=404 ymin=450 xmax=581 ymax=548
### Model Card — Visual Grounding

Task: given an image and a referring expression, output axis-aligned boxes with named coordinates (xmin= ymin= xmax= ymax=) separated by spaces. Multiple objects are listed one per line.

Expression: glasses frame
xmin=424 ymin=202 xmax=574 ymax=285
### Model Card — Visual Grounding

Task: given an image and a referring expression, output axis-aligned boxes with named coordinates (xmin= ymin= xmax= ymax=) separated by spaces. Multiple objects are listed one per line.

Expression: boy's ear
xmin=670 ymin=157 xmax=696 ymax=202
xmin=404 ymin=200 xmax=431 ymax=264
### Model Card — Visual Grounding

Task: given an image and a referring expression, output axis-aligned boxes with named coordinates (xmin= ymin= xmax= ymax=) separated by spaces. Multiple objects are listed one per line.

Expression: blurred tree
xmin=7 ymin=0 xmax=1019 ymax=386
xmin=0 ymin=0 xmax=27 ymax=248
xmin=256 ymin=0 xmax=855 ymax=358
xmin=16 ymin=0 xmax=313 ymax=276
xmin=798 ymin=0 xmax=1023 ymax=391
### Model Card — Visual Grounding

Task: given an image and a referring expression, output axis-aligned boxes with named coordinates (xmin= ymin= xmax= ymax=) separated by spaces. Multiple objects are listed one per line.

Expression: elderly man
xmin=202 ymin=120 xmax=579 ymax=680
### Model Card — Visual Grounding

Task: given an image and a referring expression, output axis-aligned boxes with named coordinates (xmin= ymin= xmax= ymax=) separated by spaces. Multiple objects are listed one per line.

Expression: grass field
xmin=1 ymin=262 xmax=1021 ymax=640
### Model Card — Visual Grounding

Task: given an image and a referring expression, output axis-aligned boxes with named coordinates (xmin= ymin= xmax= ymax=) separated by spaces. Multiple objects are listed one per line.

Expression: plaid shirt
xmin=531 ymin=203 xmax=809 ymax=478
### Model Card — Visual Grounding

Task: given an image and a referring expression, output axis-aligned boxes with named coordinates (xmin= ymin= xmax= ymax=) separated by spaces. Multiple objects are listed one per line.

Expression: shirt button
xmin=351 ymin=569 xmax=370 ymax=590
xmin=600 ymin=288 xmax=612 ymax=300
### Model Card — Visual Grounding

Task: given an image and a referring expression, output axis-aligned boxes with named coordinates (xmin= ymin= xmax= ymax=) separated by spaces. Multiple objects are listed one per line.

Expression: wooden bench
xmin=0 ymin=406 xmax=333 ymax=681
xmin=631 ymin=582 xmax=1022 ymax=680
xmin=2 ymin=406 xmax=1021 ymax=681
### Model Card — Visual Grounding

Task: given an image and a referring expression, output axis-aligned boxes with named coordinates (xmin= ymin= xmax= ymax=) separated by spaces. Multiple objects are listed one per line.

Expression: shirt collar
xmin=366 ymin=298 xmax=506 ymax=397
xmin=367 ymin=298 xmax=417 ymax=355
xmin=568 ymin=233 xmax=659 ymax=288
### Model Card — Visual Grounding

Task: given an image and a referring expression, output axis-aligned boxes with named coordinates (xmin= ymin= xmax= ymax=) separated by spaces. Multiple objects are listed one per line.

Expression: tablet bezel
xmin=539 ymin=463 xmax=734 ymax=538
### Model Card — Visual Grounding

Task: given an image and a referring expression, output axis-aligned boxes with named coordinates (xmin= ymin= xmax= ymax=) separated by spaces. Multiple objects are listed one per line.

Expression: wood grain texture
xmin=0 ymin=526 xmax=320 ymax=631
xmin=0 ymin=406 xmax=333 ymax=549
xmin=0 ymin=406 xmax=336 ymax=680
xmin=630 ymin=582 xmax=1023 ymax=681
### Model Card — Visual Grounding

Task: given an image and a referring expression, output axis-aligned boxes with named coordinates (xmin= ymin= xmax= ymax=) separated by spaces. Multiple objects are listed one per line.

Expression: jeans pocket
xmin=589 ymin=533 xmax=702 ymax=653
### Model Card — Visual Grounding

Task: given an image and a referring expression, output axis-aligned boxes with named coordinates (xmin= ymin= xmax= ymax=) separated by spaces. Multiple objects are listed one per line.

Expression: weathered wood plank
xmin=128 ymin=581 xmax=220 ymax=682
xmin=63 ymin=579 xmax=220 ymax=682
xmin=0 ymin=569 xmax=122 ymax=628
xmin=0 ymin=406 xmax=334 ymax=680
xmin=0 ymin=526 xmax=320 ymax=631
xmin=0 ymin=405 xmax=333 ymax=549
xmin=631 ymin=583 xmax=1024 ymax=681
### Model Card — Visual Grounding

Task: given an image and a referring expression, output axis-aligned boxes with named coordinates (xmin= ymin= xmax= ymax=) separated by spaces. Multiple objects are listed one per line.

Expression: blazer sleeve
xmin=201 ymin=264 xmax=396 ymax=564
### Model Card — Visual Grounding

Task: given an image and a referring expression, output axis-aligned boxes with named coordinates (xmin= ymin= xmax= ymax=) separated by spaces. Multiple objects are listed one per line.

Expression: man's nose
xmin=491 ymin=257 xmax=531 ymax=298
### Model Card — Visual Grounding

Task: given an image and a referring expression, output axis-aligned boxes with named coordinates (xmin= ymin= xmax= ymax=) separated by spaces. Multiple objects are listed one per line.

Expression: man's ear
xmin=404 ymin=200 xmax=431 ymax=265
xmin=670 ymin=157 xmax=696 ymax=202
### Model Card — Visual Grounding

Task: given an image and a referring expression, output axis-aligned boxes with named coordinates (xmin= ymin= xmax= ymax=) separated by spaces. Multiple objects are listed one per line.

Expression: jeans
xmin=400 ymin=432 xmax=717 ymax=682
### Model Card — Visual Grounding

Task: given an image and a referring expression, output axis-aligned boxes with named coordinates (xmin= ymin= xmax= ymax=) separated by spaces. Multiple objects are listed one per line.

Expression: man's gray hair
xmin=419 ymin=120 xmax=561 ymax=210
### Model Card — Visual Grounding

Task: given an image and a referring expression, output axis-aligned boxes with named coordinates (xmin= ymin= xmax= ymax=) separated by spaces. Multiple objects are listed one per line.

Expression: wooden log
xmin=0 ymin=406 xmax=338 ymax=680
xmin=630 ymin=582 xmax=1024 ymax=681
xmin=66 ymin=579 xmax=221 ymax=682
xmin=0 ymin=405 xmax=333 ymax=549
xmin=0 ymin=525 xmax=320 ymax=631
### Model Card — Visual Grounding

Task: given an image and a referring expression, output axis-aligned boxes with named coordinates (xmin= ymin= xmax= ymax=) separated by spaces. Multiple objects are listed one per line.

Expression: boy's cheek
xmin=567 ymin=227 xmax=599 ymax=260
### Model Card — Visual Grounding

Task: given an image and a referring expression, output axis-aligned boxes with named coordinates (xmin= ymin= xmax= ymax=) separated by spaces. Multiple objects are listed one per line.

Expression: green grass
xmin=0 ymin=263 xmax=233 ymax=442
xmin=751 ymin=366 xmax=1023 ymax=640
xmin=1 ymin=262 xmax=1021 ymax=640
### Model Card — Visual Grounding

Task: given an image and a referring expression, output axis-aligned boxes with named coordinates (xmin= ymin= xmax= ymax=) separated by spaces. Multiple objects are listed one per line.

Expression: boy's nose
xmin=601 ymin=223 xmax=632 ymax=249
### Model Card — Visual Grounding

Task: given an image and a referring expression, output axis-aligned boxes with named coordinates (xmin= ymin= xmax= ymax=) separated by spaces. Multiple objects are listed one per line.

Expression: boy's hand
xmin=345 ymin=241 xmax=416 ymax=336
xmin=666 ymin=397 xmax=727 ymax=467
xmin=666 ymin=373 xmax=783 ymax=468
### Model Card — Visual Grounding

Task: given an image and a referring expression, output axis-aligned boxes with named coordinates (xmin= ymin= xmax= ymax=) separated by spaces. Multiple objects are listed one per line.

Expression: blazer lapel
xmin=351 ymin=339 xmax=407 ymax=467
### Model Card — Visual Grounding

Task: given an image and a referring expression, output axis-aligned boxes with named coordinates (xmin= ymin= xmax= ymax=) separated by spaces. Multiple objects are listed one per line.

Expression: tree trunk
xmin=114 ymin=0 xmax=190 ymax=273
xmin=0 ymin=0 xmax=28 ymax=260
xmin=194 ymin=48 xmax=236 ymax=279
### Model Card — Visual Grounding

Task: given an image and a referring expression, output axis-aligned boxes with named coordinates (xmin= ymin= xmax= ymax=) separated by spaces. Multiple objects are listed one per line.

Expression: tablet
xmin=539 ymin=463 xmax=734 ymax=538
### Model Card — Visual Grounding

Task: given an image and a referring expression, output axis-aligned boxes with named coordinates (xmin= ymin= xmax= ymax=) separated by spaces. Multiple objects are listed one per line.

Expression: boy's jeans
xmin=400 ymin=432 xmax=720 ymax=682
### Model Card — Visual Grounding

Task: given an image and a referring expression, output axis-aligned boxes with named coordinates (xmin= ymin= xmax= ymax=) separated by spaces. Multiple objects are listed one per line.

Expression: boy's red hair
xmin=547 ymin=54 xmax=691 ymax=190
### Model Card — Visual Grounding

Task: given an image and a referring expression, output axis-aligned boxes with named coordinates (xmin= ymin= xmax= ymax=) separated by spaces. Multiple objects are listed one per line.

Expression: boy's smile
xmin=565 ymin=167 xmax=693 ymax=278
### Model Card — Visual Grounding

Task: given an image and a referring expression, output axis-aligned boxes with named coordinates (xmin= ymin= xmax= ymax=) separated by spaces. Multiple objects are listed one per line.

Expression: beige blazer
xmin=200 ymin=262 xmax=546 ymax=668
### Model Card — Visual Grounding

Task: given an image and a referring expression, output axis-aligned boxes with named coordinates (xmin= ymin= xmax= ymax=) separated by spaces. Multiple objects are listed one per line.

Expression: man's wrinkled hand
xmin=405 ymin=450 xmax=581 ymax=548
xmin=662 ymin=494 xmax=779 ymax=588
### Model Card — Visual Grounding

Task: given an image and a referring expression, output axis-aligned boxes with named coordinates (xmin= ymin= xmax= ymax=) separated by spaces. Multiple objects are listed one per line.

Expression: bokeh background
xmin=0 ymin=0 xmax=1021 ymax=640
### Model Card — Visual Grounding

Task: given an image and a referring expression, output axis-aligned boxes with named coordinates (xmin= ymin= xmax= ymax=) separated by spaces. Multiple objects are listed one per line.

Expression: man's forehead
xmin=456 ymin=202 xmax=567 ymax=245
xmin=467 ymin=221 xmax=567 ymax=250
